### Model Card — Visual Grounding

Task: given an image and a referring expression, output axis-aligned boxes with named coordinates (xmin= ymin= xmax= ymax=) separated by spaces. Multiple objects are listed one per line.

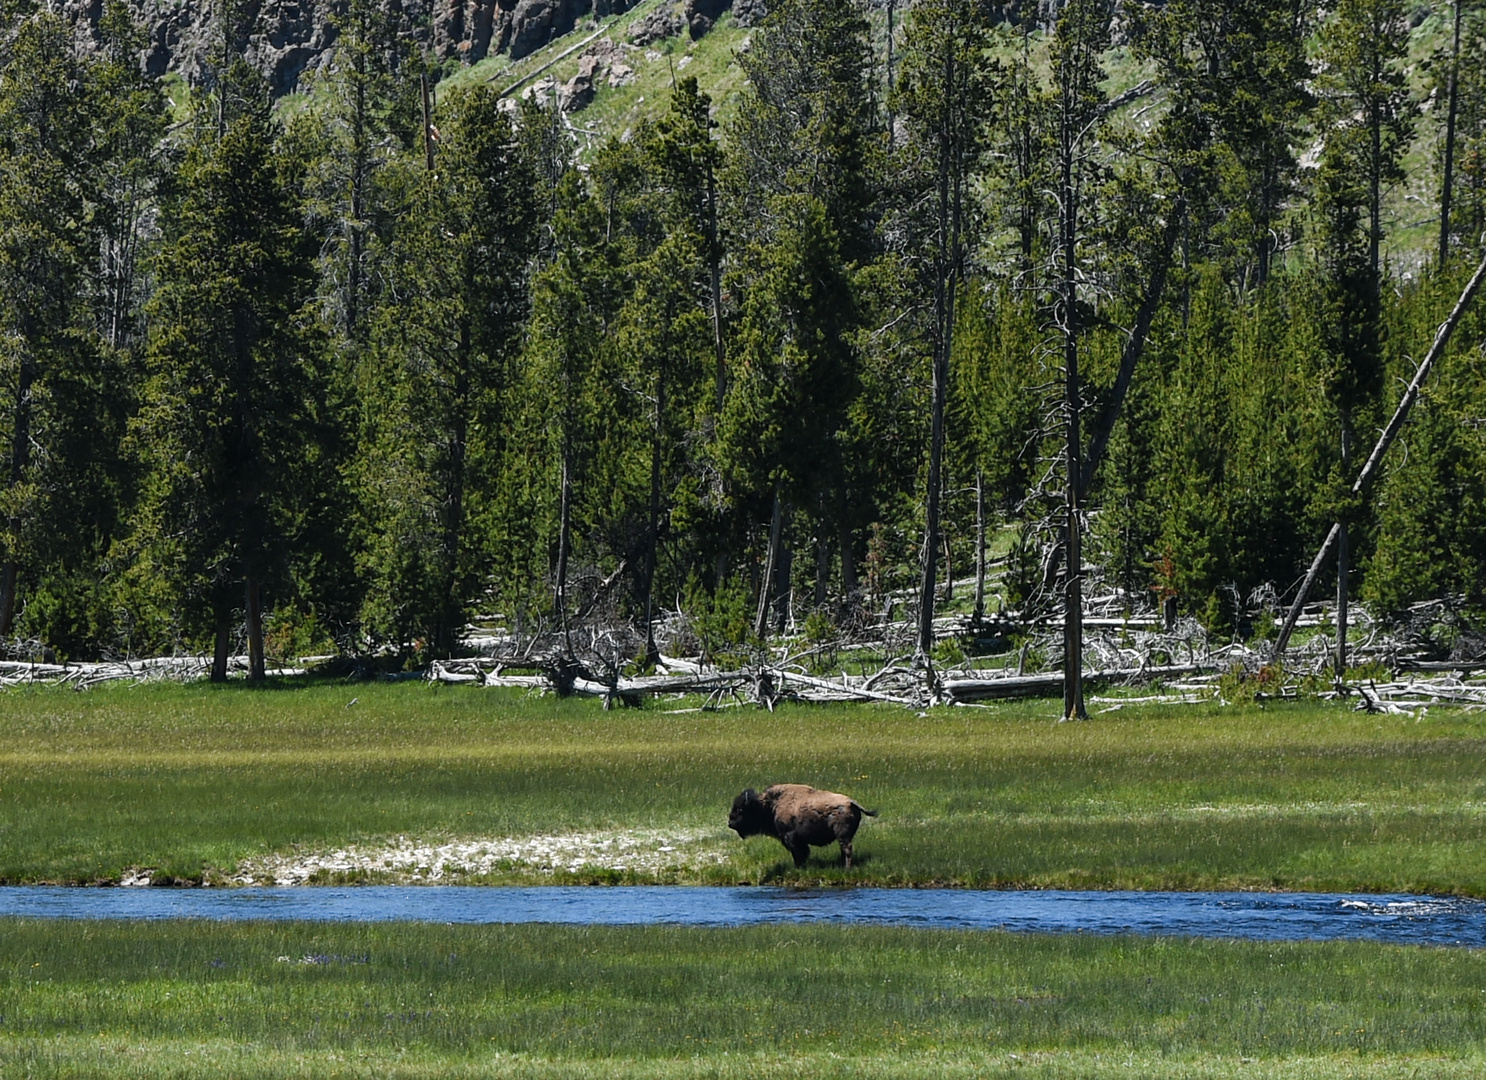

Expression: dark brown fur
xmin=728 ymin=783 xmax=877 ymax=868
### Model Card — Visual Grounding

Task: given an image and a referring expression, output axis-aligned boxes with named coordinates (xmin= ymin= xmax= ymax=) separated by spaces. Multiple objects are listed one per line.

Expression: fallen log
xmin=942 ymin=663 xmax=1211 ymax=704
xmin=1396 ymin=660 xmax=1486 ymax=673
xmin=776 ymin=670 xmax=916 ymax=706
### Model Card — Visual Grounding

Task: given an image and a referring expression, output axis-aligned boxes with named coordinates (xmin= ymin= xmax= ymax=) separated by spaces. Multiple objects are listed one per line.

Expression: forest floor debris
xmin=1 ymin=595 xmax=1480 ymax=711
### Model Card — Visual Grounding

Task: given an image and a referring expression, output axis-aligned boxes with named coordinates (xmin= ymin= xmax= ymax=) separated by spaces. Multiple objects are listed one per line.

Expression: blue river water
xmin=1 ymin=886 xmax=1484 ymax=946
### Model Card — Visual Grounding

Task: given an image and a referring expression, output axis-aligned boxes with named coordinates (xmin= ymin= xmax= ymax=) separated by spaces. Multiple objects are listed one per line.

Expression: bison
xmin=728 ymin=783 xmax=877 ymax=868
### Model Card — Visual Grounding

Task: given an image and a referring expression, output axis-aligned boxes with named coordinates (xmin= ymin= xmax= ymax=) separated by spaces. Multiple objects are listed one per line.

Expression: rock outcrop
xmin=731 ymin=0 xmax=765 ymax=27
xmin=627 ymin=4 xmax=684 ymax=46
xmin=62 ymin=0 xmax=356 ymax=96
xmin=57 ymin=0 xmax=740 ymax=98
xmin=558 ymin=37 xmax=637 ymax=110
xmin=682 ymin=0 xmax=727 ymax=38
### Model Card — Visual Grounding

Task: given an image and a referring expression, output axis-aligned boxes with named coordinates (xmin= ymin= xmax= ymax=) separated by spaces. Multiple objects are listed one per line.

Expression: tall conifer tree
xmin=132 ymin=106 xmax=320 ymax=679
xmin=0 ymin=12 xmax=95 ymax=639
xmin=723 ymin=0 xmax=878 ymax=637
xmin=356 ymin=87 xmax=537 ymax=657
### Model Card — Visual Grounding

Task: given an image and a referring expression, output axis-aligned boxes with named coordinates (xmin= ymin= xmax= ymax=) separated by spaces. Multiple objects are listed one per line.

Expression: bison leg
xmin=782 ymin=834 xmax=810 ymax=868
xmin=841 ymin=839 xmax=853 ymax=869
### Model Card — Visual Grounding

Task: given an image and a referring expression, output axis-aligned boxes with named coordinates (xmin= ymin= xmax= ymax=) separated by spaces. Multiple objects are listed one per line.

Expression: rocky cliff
xmin=63 ymin=0 xmax=350 ymax=95
xmin=59 ymin=0 xmax=664 ymax=96
xmin=57 ymin=0 xmax=1145 ymax=99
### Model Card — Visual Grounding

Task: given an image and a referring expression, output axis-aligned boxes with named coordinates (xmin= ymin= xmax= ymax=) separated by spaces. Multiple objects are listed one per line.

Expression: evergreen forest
xmin=2 ymin=0 xmax=1486 ymax=689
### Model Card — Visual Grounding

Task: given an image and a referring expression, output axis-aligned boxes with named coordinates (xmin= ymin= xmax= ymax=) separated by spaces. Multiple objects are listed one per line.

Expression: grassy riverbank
xmin=3 ymin=919 xmax=1486 ymax=1078
xmin=2 ymin=680 xmax=1485 ymax=893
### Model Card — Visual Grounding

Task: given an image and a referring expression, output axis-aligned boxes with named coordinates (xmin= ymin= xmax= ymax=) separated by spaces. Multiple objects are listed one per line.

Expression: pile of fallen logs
xmin=1 ymin=595 xmax=1479 ymax=714
xmin=423 ymin=597 xmax=1486 ymax=711
xmin=0 ymin=655 xmax=305 ymax=689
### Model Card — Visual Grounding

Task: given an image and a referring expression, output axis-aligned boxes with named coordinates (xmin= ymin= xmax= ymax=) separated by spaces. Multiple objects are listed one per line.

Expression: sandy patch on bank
xmin=217 ymin=828 xmax=732 ymax=886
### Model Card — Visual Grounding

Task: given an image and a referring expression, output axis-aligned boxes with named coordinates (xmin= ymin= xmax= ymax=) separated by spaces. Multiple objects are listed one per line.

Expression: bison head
xmin=728 ymin=788 xmax=771 ymax=837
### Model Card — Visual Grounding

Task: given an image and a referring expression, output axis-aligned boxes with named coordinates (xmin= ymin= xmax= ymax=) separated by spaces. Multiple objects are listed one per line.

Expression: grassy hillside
xmin=433 ymin=1 xmax=754 ymax=144
xmin=408 ymin=3 xmax=1454 ymax=270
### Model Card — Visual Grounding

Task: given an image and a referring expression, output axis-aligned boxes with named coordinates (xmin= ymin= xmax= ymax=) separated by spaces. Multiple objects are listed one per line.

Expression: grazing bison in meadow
xmin=728 ymin=784 xmax=877 ymax=868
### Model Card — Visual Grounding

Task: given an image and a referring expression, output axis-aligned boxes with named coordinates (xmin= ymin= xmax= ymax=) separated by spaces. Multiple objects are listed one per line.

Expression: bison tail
xmin=853 ymin=802 xmax=878 ymax=817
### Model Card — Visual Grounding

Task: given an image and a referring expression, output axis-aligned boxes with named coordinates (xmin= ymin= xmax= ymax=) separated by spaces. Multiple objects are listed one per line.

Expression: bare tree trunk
xmin=837 ymin=489 xmax=856 ymax=596
xmin=1077 ymin=199 xmax=1185 ymax=500
xmin=775 ymin=536 xmax=793 ymax=635
xmin=0 ymin=561 xmax=16 ymax=641
xmin=1060 ymin=67 xmax=1086 ymax=722
xmin=973 ymin=467 xmax=986 ymax=623
xmin=1063 ymin=474 xmax=1086 ymax=720
xmin=555 ymin=442 xmax=574 ymax=654
xmin=1440 ymin=0 xmax=1463 ymax=268
xmin=211 ymin=598 xmax=231 ymax=683
xmin=815 ymin=494 xmax=829 ymax=608
xmin=641 ymin=380 xmax=663 ymax=667
xmin=0 ymin=559 xmax=15 ymax=642
xmin=942 ymin=533 xmax=953 ymax=602
xmin=1015 ymin=23 xmax=1036 ymax=277
xmin=755 ymin=489 xmax=783 ymax=641
xmin=914 ymin=294 xmax=948 ymax=660
xmin=916 ymin=31 xmax=958 ymax=663
xmin=245 ymin=574 xmax=265 ymax=681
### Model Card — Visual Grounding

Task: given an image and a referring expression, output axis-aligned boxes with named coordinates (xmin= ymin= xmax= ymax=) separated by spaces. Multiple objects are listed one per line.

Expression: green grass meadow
xmin=5 ymin=919 xmax=1486 ymax=1079
xmin=4 ymin=681 xmax=1486 ymax=1076
xmin=2 ymin=681 xmax=1485 ymax=893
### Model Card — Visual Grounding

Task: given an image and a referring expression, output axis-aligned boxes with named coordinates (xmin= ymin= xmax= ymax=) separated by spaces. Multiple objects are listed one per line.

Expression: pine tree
xmin=952 ymin=285 xmax=1043 ymax=620
xmin=0 ymin=12 xmax=96 ymax=639
xmin=892 ymin=0 xmax=998 ymax=669
xmin=1315 ymin=0 xmax=1415 ymax=280
xmin=356 ymin=86 xmax=538 ymax=658
xmin=729 ymin=0 xmax=877 ymax=264
xmin=717 ymin=195 xmax=859 ymax=638
xmin=309 ymin=0 xmax=409 ymax=347
xmin=528 ymin=170 xmax=615 ymax=653
xmin=90 ymin=0 xmax=169 ymax=351
xmin=1365 ymin=267 xmax=1486 ymax=618
xmin=1136 ymin=0 xmax=1312 ymax=286
xmin=616 ymin=229 xmax=712 ymax=665
xmin=724 ymin=0 xmax=879 ymax=634
xmin=1310 ymin=137 xmax=1386 ymax=677
xmin=1434 ymin=3 xmax=1486 ymax=261
xmin=130 ymin=109 xmax=321 ymax=679
xmin=652 ymin=77 xmax=726 ymax=411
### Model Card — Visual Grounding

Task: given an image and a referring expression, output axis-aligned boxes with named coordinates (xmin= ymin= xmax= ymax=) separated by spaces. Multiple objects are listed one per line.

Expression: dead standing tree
xmin=1048 ymin=0 xmax=1113 ymax=720
xmin=895 ymin=0 xmax=995 ymax=688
